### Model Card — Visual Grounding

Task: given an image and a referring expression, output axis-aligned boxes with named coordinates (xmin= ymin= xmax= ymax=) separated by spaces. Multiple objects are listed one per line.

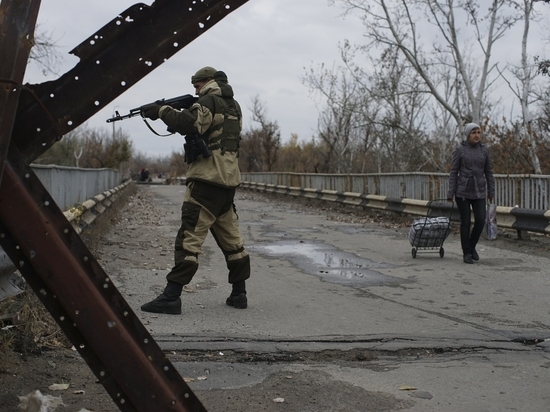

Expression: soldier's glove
xmin=141 ymin=103 xmax=161 ymax=120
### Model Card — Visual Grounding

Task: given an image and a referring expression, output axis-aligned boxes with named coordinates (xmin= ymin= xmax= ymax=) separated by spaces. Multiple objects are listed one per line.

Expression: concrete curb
xmin=240 ymin=181 xmax=550 ymax=235
xmin=63 ymin=179 xmax=133 ymax=234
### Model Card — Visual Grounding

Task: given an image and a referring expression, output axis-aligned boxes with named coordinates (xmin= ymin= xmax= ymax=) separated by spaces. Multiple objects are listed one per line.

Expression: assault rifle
xmin=106 ymin=94 xmax=197 ymax=123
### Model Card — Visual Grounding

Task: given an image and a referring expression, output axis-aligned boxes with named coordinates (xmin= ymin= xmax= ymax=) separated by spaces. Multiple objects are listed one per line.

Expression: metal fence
xmin=242 ymin=172 xmax=550 ymax=210
xmin=1 ymin=166 xmax=130 ymax=303
xmin=31 ymin=164 xmax=126 ymax=211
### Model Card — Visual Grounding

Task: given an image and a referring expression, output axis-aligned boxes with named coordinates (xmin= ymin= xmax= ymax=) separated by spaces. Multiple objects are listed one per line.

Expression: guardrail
xmin=31 ymin=164 xmax=125 ymax=211
xmin=242 ymin=172 xmax=550 ymax=210
xmin=0 ymin=178 xmax=133 ymax=303
xmin=240 ymin=182 xmax=550 ymax=236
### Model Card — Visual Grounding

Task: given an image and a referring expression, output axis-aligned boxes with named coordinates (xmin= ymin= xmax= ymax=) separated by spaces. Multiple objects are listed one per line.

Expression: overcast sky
xmin=23 ymin=1 xmax=365 ymax=157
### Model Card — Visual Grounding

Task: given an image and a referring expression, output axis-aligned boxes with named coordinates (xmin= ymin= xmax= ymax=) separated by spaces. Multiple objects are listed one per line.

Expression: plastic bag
xmin=485 ymin=202 xmax=497 ymax=240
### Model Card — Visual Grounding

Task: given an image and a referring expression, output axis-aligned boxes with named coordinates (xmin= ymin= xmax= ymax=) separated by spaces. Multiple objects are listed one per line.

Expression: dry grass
xmin=0 ymin=291 xmax=71 ymax=356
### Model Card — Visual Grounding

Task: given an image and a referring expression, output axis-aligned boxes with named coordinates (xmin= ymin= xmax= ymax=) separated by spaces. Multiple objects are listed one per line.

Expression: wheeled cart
xmin=408 ymin=199 xmax=453 ymax=258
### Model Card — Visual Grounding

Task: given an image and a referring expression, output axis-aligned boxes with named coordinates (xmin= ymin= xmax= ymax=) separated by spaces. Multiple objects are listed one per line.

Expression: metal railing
xmin=242 ymin=172 xmax=550 ymax=210
xmin=31 ymin=164 xmax=126 ymax=211
xmin=1 ymin=166 xmax=130 ymax=303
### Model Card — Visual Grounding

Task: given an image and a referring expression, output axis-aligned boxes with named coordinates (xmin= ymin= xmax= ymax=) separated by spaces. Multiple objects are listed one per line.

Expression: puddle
xmin=335 ymin=227 xmax=387 ymax=235
xmin=261 ymin=228 xmax=320 ymax=238
xmin=262 ymin=232 xmax=292 ymax=238
xmin=250 ymin=240 xmax=407 ymax=287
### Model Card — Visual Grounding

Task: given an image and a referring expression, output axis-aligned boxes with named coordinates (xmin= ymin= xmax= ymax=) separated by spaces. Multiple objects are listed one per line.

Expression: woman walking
xmin=447 ymin=123 xmax=495 ymax=264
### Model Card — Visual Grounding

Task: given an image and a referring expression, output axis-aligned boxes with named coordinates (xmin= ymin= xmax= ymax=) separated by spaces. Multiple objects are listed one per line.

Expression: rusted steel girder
xmin=0 ymin=0 xmax=41 ymax=184
xmin=0 ymin=1 xmax=251 ymax=411
xmin=0 ymin=148 xmax=205 ymax=412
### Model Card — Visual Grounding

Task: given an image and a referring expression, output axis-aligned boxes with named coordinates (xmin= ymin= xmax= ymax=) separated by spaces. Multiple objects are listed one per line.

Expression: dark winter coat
xmin=447 ymin=140 xmax=495 ymax=200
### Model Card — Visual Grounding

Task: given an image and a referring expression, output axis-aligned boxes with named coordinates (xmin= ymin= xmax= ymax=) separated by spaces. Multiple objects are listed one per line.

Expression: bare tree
xmin=303 ymin=63 xmax=372 ymax=173
xmin=331 ymin=0 xmax=521 ymax=129
xmin=36 ymin=125 xmax=133 ymax=169
xmin=498 ymin=0 xmax=543 ymax=173
xmin=354 ymin=46 xmax=432 ymax=171
xmin=248 ymin=96 xmax=281 ymax=172
xmin=29 ymin=26 xmax=63 ymax=76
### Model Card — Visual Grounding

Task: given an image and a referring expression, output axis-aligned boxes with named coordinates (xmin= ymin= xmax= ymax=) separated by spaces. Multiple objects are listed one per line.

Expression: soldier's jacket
xmin=158 ymin=71 xmax=242 ymax=188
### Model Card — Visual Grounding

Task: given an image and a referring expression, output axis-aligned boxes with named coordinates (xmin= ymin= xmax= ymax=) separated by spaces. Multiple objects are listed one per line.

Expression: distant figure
xmin=140 ymin=168 xmax=150 ymax=182
xmin=447 ymin=123 xmax=495 ymax=264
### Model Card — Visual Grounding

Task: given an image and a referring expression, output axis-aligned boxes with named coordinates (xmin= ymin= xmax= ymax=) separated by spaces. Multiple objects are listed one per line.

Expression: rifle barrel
xmin=105 ymin=110 xmax=140 ymax=123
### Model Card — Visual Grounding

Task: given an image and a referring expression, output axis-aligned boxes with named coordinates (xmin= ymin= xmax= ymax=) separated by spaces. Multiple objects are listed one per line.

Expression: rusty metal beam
xmin=0 ymin=147 xmax=206 ymax=411
xmin=0 ymin=0 xmax=41 ymax=184
xmin=0 ymin=1 xmax=252 ymax=411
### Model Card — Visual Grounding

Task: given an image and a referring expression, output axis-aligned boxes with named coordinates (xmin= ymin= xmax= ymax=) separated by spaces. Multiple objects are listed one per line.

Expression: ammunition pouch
xmin=184 ymin=134 xmax=212 ymax=164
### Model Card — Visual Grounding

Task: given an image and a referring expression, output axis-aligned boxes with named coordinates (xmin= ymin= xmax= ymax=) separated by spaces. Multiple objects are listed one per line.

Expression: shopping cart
xmin=408 ymin=199 xmax=453 ymax=258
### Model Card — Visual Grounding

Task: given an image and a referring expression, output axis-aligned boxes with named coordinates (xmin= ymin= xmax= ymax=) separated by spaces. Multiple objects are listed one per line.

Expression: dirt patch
xmin=199 ymin=369 xmax=412 ymax=412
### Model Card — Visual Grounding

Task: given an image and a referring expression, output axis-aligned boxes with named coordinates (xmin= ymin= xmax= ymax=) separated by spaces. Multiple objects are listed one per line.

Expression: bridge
xmin=3 ymin=176 xmax=550 ymax=410
xmin=1 ymin=168 xmax=550 ymax=410
xmin=2 ymin=1 xmax=549 ymax=411
xmin=78 ymin=182 xmax=550 ymax=410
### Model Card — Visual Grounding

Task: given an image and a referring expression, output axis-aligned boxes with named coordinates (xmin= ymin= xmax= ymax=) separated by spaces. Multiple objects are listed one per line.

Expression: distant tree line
xmin=33 ymin=0 xmax=550 ymax=177
xmin=34 ymin=125 xmax=133 ymax=169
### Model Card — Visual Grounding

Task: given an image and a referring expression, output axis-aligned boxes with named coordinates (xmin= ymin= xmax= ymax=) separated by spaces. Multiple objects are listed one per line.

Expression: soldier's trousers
xmin=166 ymin=180 xmax=250 ymax=286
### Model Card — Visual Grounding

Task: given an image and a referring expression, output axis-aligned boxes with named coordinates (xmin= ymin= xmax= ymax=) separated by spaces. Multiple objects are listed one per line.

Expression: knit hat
xmin=464 ymin=123 xmax=480 ymax=138
xmin=191 ymin=66 xmax=217 ymax=84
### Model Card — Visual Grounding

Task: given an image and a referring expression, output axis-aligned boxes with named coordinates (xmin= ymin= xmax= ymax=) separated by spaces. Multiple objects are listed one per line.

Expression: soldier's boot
xmin=225 ymin=253 xmax=250 ymax=309
xmin=226 ymin=280 xmax=247 ymax=309
xmin=141 ymin=281 xmax=183 ymax=314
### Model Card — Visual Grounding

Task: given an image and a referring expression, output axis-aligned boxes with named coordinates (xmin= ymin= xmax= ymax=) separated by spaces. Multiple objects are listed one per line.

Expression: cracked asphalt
xmin=96 ymin=183 xmax=550 ymax=411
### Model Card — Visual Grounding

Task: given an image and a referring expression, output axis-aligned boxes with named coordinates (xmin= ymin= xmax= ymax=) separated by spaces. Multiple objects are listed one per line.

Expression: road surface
xmin=97 ymin=184 xmax=550 ymax=411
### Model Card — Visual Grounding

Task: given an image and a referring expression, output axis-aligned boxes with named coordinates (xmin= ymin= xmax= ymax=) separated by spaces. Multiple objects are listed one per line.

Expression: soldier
xmin=140 ymin=67 xmax=250 ymax=314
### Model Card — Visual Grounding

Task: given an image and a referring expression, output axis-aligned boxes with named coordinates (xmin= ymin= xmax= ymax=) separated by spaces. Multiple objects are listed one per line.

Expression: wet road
xmin=101 ymin=184 xmax=550 ymax=411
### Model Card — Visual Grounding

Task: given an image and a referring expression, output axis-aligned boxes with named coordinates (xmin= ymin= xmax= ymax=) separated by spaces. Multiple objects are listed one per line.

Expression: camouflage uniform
xmin=141 ymin=68 xmax=250 ymax=314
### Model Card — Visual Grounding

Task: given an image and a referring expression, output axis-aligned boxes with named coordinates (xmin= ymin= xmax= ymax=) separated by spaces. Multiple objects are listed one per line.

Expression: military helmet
xmin=191 ymin=66 xmax=217 ymax=84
